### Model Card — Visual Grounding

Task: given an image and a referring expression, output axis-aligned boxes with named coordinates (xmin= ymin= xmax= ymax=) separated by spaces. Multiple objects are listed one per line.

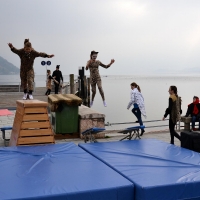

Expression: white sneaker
xmin=22 ymin=93 xmax=27 ymax=100
xmin=103 ymin=101 xmax=107 ymax=107
xmin=90 ymin=101 xmax=94 ymax=107
xmin=29 ymin=94 xmax=33 ymax=100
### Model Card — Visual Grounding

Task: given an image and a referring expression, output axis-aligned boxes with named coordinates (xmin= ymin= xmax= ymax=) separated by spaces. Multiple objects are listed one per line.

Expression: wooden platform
xmin=9 ymin=100 xmax=55 ymax=146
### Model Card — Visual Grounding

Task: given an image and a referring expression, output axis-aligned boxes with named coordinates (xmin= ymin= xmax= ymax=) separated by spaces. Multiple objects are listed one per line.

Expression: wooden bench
xmin=180 ymin=116 xmax=200 ymax=131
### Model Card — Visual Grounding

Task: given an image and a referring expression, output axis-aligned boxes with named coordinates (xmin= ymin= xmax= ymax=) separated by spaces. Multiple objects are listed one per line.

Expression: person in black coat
xmin=162 ymin=86 xmax=182 ymax=145
xmin=185 ymin=96 xmax=200 ymax=131
xmin=52 ymin=65 xmax=63 ymax=94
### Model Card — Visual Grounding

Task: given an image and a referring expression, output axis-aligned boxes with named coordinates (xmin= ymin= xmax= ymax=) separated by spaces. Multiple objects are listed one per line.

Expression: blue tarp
xmin=0 ymin=143 xmax=134 ymax=200
xmin=79 ymin=139 xmax=200 ymax=200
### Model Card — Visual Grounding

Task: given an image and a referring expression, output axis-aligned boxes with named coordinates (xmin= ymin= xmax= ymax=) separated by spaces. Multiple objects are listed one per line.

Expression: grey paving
xmin=0 ymin=87 xmax=182 ymax=147
xmin=0 ymin=110 xmax=181 ymax=147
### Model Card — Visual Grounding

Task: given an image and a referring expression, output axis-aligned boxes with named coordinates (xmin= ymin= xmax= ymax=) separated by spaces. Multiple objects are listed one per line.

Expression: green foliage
xmin=0 ymin=56 xmax=19 ymax=75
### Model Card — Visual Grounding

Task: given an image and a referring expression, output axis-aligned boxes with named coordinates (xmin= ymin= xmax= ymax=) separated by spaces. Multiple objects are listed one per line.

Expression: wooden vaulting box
xmin=9 ymin=100 xmax=55 ymax=146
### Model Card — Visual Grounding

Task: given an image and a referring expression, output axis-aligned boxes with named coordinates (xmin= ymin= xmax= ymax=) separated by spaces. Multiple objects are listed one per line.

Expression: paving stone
xmin=0 ymin=89 xmax=182 ymax=147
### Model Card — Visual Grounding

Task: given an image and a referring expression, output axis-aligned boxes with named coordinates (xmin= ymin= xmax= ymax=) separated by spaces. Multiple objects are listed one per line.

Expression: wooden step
xmin=21 ymin=121 xmax=50 ymax=129
xmin=23 ymin=114 xmax=49 ymax=121
xmin=20 ymin=129 xmax=54 ymax=137
xmin=18 ymin=136 xmax=55 ymax=145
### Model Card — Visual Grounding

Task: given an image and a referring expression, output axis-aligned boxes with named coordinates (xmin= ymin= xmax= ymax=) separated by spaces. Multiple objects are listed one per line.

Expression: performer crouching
xmin=8 ymin=39 xmax=54 ymax=100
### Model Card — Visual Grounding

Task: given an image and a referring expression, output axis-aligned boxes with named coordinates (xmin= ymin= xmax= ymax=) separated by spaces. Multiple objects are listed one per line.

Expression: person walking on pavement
xmin=162 ymin=85 xmax=182 ymax=145
xmin=127 ymin=82 xmax=146 ymax=136
xmin=52 ymin=65 xmax=63 ymax=94
xmin=86 ymin=50 xmax=115 ymax=107
xmin=8 ymin=39 xmax=54 ymax=100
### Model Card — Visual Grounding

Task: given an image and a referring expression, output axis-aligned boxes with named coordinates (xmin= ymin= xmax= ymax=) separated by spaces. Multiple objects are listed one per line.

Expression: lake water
xmin=1 ymin=74 xmax=200 ymax=132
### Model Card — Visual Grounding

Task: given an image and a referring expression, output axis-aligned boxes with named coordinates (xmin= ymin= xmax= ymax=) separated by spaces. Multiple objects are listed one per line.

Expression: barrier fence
xmin=105 ymin=119 xmax=187 ymax=132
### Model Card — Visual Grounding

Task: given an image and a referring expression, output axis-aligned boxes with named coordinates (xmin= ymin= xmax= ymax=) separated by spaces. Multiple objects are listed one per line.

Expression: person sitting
xmin=185 ymin=96 xmax=200 ymax=131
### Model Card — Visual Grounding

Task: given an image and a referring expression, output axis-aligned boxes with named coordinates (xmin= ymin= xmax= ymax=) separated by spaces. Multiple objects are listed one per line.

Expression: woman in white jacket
xmin=127 ymin=82 xmax=146 ymax=136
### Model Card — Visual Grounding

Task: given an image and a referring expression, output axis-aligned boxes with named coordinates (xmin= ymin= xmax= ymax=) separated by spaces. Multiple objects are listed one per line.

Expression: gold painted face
xmin=24 ymin=47 xmax=32 ymax=53
xmin=91 ymin=54 xmax=97 ymax=60
xmin=168 ymin=87 xmax=173 ymax=95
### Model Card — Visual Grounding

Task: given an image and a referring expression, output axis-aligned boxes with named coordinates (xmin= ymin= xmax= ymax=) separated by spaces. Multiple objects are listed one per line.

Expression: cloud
xmin=1 ymin=0 xmax=200 ymax=75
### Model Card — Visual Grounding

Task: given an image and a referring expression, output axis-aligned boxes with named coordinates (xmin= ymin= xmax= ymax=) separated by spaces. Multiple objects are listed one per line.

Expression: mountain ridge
xmin=0 ymin=56 xmax=20 ymax=75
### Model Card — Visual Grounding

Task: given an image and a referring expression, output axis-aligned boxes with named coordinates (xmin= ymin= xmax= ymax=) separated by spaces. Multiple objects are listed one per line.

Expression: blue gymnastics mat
xmin=79 ymin=139 xmax=200 ymax=200
xmin=0 ymin=143 xmax=134 ymax=200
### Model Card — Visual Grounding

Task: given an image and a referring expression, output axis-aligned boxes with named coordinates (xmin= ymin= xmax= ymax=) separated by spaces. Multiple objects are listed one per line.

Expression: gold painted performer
xmin=8 ymin=39 xmax=54 ymax=100
xmin=86 ymin=51 xmax=115 ymax=107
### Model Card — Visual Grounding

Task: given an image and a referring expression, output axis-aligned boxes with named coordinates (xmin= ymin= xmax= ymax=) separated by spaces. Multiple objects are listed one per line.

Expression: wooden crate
xmin=9 ymin=100 xmax=55 ymax=146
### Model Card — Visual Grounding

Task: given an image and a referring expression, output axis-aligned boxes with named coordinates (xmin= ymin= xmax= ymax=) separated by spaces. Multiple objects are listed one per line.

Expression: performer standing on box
xmin=52 ymin=65 xmax=63 ymax=94
xmin=127 ymin=82 xmax=146 ymax=136
xmin=162 ymin=85 xmax=182 ymax=145
xmin=8 ymin=39 xmax=54 ymax=100
xmin=86 ymin=50 xmax=115 ymax=107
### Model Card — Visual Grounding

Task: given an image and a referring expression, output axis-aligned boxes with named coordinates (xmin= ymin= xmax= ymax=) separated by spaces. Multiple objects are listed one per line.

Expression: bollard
xmin=87 ymin=78 xmax=90 ymax=107
xmin=70 ymin=74 xmax=75 ymax=94
xmin=83 ymin=76 xmax=87 ymax=106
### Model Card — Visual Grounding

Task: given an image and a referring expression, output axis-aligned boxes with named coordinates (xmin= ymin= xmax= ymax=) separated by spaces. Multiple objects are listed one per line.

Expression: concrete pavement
xmin=0 ymin=109 xmax=181 ymax=147
xmin=0 ymin=87 xmax=181 ymax=147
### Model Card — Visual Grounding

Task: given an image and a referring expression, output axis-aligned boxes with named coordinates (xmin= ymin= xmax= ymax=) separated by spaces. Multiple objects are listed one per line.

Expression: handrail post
xmin=70 ymin=74 xmax=75 ymax=94
xmin=83 ymin=75 xmax=87 ymax=106
xmin=87 ymin=77 xmax=90 ymax=107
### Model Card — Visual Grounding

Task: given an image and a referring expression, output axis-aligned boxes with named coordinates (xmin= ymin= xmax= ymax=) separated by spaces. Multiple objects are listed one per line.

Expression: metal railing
xmin=105 ymin=119 xmax=169 ymax=129
xmin=105 ymin=119 xmax=187 ymax=132
xmin=0 ymin=82 xmax=35 ymax=92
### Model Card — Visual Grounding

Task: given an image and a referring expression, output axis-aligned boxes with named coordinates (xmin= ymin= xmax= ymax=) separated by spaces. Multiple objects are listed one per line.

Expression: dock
xmin=0 ymin=87 xmax=181 ymax=147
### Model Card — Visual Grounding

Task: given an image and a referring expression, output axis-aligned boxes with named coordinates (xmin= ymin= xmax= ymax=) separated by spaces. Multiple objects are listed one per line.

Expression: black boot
xmin=140 ymin=129 xmax=145 ymax=136
xmin=48 ymin=89 xmax=51 ymax=95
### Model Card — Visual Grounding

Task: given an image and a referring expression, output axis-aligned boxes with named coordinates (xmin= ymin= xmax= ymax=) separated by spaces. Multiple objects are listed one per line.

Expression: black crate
xmin=181 ymin=131 xmax=200 ymax=153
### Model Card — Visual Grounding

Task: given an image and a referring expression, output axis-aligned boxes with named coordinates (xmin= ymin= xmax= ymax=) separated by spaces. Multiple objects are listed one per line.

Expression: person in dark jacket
xmin=162 ymin=85 xmax=182 ymax=145
xmin=185 ymin=96 xmax=200 ymax=131
xmin=52 ymin=65 xmax=63 ymax=94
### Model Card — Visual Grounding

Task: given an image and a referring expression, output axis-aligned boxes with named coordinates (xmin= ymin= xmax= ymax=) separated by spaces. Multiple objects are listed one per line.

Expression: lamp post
xmin=41 ymin=61 xmax=51 ymax=85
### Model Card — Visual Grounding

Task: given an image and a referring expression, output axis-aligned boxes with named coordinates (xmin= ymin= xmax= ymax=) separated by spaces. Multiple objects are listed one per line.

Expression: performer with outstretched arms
xmin=8 ymin=39 xmax=54 ymax=100
xmin=86 ymin=50 xmax=115 ymax=107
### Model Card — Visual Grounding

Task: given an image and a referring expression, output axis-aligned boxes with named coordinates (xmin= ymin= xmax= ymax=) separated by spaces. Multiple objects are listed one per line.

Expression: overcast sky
xmin=1 ymin=0 xmax=200 ymax=75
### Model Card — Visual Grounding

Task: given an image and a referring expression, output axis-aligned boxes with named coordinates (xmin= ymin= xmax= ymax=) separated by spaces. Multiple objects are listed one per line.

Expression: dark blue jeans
xmin=132 ymin=108 xmax=144 ymax=130
xmin=192 ymin=115 xmax=200 ymax=129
